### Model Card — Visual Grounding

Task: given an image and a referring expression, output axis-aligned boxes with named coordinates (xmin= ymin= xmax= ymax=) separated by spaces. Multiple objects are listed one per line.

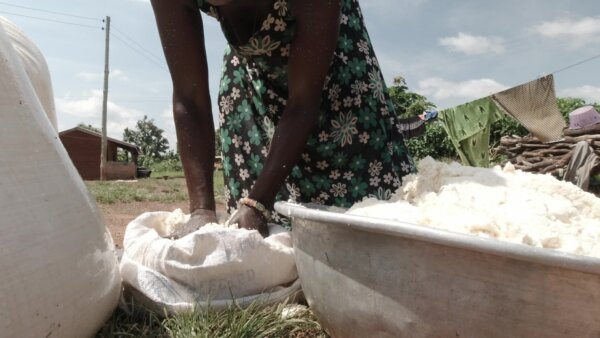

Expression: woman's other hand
xmin=226 ymin=205 xmax=269 ymax=237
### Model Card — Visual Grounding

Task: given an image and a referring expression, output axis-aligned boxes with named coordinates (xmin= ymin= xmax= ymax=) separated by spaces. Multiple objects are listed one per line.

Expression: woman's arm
xmin=151 ymin=0 xmax=217 ymax=221
xmin=230 ymin=0 xmax=341 ymax=231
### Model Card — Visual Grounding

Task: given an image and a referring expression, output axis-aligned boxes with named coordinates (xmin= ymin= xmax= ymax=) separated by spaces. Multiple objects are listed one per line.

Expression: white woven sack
xmin=120 ymin=211 xmax=301 ymax=313
xmin=0 ymin=20 xmax=120 ymax=338
xmin=0 ymin=16 xmax=57 ymax=130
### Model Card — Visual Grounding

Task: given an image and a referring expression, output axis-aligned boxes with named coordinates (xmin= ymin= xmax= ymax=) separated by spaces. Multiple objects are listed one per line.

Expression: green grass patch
xmin=87 ymin=178 xmax=188 ymax=204
xmin=151 ymin=170 xmax=185 ymax=179
xmin=87 ymin=170 xmax=225 ymax=205
xmin=96 ymin=301 xmax=327 ymax=338
xmin=213 ymin=170 xmax=224 ymax=199
xmin=96 ymin=306 xmax=164 ymax=338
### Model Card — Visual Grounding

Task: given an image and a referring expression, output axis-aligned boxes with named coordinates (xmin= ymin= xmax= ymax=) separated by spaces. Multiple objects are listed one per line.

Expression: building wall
xmin=105 ymin=162 xmax=137 ymax=180
xmin=60 ymin=130 xmax=101 ymax=180
xmin=60 ymin=130 xmax=137 ymax=180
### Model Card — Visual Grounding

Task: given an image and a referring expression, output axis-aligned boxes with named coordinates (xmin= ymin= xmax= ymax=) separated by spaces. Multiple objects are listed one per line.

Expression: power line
xmin=510 ymin=49 xmax=600 ymax=88
xmin=0 ymin=10 xmax=101 ymax=30
xmin=0 ymin=2 xmax=99 ymax=21
xmin=112 ymin=25 xmax=165 ymax=65
xmin=550 ymin=52 xmax=600 ymax=76
xmin=111 ymin=33 xmax=169 ymax=72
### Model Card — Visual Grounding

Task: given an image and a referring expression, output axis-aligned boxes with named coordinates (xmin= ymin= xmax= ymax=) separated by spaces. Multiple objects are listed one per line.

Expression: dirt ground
xmin=99 ymin=200 xmax=228 ymax=248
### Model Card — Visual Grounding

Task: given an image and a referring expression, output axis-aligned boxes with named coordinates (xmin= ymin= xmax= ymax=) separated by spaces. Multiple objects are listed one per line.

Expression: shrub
xmin=489 ymin=113 xmax=529 ymax=147
xmin=405 ymin=121 xmax=457 ymax=160
xmin=150 ymin=158 xmax=183 ymax=173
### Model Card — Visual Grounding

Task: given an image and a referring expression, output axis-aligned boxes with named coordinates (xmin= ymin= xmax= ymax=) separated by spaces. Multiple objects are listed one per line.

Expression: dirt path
xmin=99 ymin=200 xmax=227 ymax=248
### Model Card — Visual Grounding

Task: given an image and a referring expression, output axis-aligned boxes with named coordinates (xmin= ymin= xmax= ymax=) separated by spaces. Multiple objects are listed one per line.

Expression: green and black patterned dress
xmin=197 ymin=0 xmax=414 ymax=224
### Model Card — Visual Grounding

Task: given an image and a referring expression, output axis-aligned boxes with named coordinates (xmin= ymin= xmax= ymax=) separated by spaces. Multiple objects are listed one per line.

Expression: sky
xmin=3 ymin=0 xmax=600 ymax=149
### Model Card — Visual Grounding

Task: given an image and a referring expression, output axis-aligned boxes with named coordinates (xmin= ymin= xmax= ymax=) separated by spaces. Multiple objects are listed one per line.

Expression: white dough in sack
xmin=120 ymin=209 xmax=300 ymax=313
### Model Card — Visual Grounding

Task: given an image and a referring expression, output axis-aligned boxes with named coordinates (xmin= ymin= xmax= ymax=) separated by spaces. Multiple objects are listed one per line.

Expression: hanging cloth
xmin=492 ymin=74 xmax=565 ymax=142
xmin=563 ymin=141 xmax=599 ymax=191
xmin=439 ymin=97 xmax=502 ymax=167
xmin=396 ymin=116 xmax=426 ymax=139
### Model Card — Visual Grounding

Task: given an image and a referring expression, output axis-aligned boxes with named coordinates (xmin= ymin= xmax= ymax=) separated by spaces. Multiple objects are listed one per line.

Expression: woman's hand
xmin=227 ymin=205 xmax=269 ymax=237
xmin=170 ymin=209 xmax=218 ymax=239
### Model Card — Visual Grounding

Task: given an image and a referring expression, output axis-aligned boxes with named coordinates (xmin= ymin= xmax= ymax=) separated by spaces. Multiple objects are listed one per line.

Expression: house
xmin=59 ymin=126 xmax=140 ymax=180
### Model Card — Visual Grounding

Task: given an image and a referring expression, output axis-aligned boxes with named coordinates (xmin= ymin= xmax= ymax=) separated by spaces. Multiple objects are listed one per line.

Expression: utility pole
xmin=100 ymin=16 xmax=110 ymax=180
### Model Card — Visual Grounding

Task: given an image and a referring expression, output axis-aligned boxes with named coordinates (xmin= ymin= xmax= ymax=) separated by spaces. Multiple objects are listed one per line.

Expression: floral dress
xmin=197 ymin=0 xmax=414 ymax=225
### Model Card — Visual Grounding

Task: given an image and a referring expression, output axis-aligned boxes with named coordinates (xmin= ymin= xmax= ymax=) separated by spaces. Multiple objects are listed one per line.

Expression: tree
xmin=490 ymin=97 xmax=600 ymax=147
xmin=387 ymin=76 xmax=457 ymax=159
xmin=557 ymin=97 xmax=600 ymax=120
xmin=388 ymin=76 xmax=435 ymax=119
xmin=123 ymin=115 xmax=170 ymax=166
xmin=215 ymin=127 xmax=223 ymax=156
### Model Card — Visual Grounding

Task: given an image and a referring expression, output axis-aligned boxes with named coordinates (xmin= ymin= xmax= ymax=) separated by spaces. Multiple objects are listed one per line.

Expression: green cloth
xmin=439 ymin=97 xmax=502 ymax=167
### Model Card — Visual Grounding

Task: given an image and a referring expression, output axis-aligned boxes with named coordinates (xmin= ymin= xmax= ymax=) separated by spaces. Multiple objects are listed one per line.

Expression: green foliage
xmin=388 ymin=76 xmax=456 ymax=160
xmin=388 ymin=76 xmax=435 ymax=119
xmin=558 ymin=97 xmax=587 ymax=118
xmin=150 ymin=158 xmax=183 ymax=176
xmin=116 ymin=148 xmax=131 ymax=163
xmin=557 ymin=97 xmax=600 ymax=122
xmin=489 ymin=113 xmax=529 ymax=147
xmin=488 ymin=97 xmax=600 ymax=148
xmin=404 ymin=121 xmax=457 ymax=160
xmin=124 ymin=116 xmax=170 ymax=166
xmin=215 ymin=127 xmax=223 ymax=156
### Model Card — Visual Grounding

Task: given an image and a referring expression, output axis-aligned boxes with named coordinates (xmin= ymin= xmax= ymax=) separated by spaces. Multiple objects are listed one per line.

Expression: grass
xmin=87 ymin=170 xmax=225 ymax=204
xmin=95 ymin=300 xmax=327 ymax=338
xmin=151 ymin=170 xmax=185 ymax=179
xmin=96 ymin=306 xmax=164 ymax=338
xmin=87 ymin=178 xmax=188 ymax=204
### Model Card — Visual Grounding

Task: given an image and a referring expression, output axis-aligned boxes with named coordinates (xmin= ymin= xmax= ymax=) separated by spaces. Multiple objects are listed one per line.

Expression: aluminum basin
xmin=275 ymin=202 xmax=600 ymax=338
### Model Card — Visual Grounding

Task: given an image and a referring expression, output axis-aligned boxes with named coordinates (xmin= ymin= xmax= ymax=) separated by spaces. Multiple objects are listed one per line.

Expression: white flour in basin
xmin=347 ymin=157 xmax=600 ymax=257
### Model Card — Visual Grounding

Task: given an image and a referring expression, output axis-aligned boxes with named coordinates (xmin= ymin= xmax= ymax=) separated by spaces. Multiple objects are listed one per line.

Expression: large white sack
xmin=120 ymin=210 xmax=301 ymax=314
xmin=0 ymin=22 xmax=120 ymax=338
xmin=0 ymin=16 xmax=57 ymax=130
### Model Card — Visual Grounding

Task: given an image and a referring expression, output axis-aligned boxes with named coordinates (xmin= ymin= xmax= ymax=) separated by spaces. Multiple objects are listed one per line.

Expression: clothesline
xmin=434 ymin=50 xmax=600 ymax=112
xmin=509 ymin=50 xmax=600 ymax=98
xmin=549 ymin=52 xmax=600 ymax=76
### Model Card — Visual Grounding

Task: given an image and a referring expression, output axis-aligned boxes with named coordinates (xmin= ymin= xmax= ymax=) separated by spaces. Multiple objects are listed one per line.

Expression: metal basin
xmin=275 ymin=202 xmax=600 ymax=338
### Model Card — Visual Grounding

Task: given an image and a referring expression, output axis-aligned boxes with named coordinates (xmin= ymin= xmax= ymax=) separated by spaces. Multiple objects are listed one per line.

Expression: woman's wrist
xmin=239 ymin=197 xmax=271 ymax=221
xmin=248 ymin=179 xmax=278 ymax=209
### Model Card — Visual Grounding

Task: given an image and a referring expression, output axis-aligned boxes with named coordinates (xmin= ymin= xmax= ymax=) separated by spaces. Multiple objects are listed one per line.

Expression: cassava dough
xmin=348 ymin=157 xmax=600 ymax=257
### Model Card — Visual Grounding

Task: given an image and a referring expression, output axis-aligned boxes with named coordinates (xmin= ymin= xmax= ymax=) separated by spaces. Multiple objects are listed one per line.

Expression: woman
xmin=151 ymin=0 xmax=414 ymax=236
